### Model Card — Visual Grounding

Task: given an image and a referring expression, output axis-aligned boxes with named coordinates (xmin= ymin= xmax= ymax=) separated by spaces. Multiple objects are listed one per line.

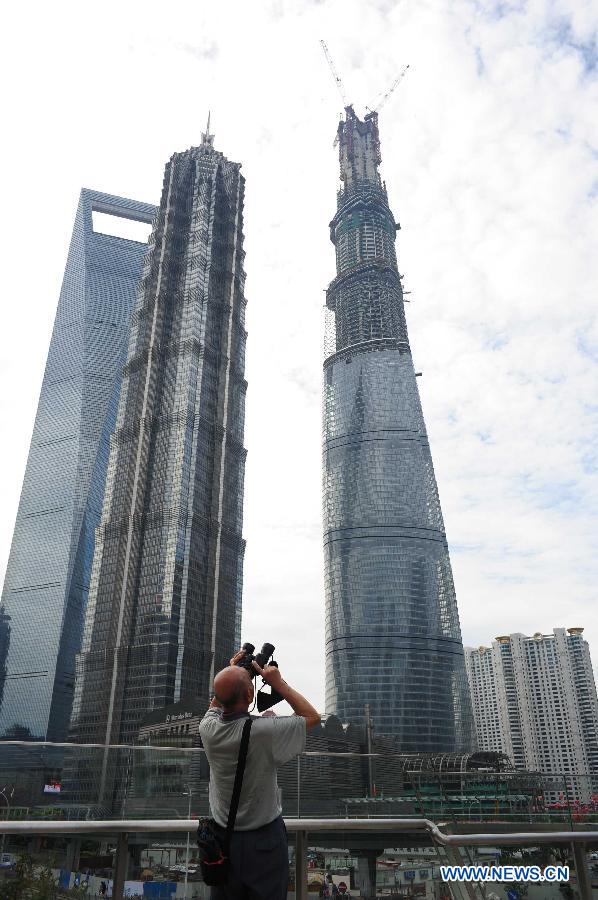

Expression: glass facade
xmin=69 ymin=134 xmax=247 ymax=804
xmin=323 ymin=108 xmax=474 ymax=751
xmin=0 ymin=190 xmax=156 ymax=741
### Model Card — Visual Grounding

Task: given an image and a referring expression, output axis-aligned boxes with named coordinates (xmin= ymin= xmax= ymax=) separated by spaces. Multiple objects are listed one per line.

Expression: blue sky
xmin=0 ymin=0 xmax=597 ymax=712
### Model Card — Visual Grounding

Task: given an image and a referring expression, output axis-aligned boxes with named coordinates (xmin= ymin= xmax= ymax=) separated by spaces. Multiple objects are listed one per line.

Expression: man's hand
xmin=251 ymin=660 xmax=284 ymax=691
xmin=229 ymin=649 xmax=246 ymax=666
xmin=251 ymin=660 xmax=320 ymax=730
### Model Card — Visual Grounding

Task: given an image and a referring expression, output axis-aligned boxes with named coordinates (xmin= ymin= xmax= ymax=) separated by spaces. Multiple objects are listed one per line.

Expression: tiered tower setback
xmin=69 ymin=132 xmax=247 ymax=802
xmin=323 ymin=108 xmax=474 ymax=751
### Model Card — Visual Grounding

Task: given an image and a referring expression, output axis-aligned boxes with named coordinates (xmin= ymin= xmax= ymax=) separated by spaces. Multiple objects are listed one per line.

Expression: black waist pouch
xmin=197 ymin=817 xmax=228 ymax=885
xmin=197 ymin=718 xmax=252 ymax=886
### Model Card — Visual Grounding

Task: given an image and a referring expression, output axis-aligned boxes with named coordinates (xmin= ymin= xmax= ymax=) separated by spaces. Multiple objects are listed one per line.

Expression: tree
xmin=2 ymin=853 xmax=56 ymax=898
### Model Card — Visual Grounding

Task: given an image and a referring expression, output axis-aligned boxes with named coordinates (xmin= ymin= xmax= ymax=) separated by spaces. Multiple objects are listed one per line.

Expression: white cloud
xmin=0 ymin=0 xmax=597 ymax=715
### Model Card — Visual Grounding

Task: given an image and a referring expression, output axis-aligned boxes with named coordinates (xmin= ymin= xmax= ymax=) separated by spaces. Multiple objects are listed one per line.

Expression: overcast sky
xmin=1 ymin=0 xmax=597 ymax=715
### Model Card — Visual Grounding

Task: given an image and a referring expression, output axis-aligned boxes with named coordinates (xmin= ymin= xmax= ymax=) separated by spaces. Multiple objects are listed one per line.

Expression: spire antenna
xmin=202 ymin=110 xmax=214 ymax=148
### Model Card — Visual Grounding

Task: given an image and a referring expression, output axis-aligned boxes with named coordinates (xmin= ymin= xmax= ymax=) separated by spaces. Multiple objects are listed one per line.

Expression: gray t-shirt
xmin=199 ymin=709 xmax=306 ymax=830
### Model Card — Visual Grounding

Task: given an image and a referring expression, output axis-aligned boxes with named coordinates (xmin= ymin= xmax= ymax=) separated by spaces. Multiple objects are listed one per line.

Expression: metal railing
xmin=1 ymin=816 xmax=597 ymax=899
xmin=1 ymin=738 xmax=598 ymax=897
xmin=2 ymin=739 xmax=596 ymax=825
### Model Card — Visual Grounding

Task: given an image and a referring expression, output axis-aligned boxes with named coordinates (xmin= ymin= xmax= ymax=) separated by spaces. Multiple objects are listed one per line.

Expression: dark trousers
xmin=211 ymin=816 xmax=289 ymax=900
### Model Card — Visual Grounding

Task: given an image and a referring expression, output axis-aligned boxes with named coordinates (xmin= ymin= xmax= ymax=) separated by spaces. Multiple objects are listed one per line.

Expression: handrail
xmin=1 ymin=816 xmax=597 ymax=846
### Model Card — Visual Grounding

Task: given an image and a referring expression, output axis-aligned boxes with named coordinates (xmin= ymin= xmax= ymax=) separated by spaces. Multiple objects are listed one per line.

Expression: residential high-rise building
xmin=322 ymin=108 xmax=474 ymax=751
xmin=69 ymin=130 xmax=247 ymax=802
xmin=465 ymin=629 xmax=598 ymax=797
xmin=0 ymin=191 xmax=155 ymax=741
xmin=463 ymin=644 xmax=511 ymax=756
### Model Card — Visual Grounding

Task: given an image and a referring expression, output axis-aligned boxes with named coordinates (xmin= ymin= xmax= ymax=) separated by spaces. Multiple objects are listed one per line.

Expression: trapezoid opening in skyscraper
xmin=0 ymin=190 xmax=156 ymax=744
xmin=322 ymin=106 xmax=474 ymax=752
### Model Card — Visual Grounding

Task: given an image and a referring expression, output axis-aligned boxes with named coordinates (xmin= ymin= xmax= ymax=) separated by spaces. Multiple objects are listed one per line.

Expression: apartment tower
xmin=465 ymin=629 xmax=598 ymax=798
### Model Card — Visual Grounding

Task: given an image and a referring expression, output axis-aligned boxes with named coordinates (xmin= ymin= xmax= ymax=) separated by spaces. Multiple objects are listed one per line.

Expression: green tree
xmin=2 ymin=853 xmax=58 ymax=899
xmin=558 ymin=886 xmax=575 ymax=899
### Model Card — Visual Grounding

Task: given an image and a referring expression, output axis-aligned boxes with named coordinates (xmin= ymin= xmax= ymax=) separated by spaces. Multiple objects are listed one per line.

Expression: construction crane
xmin=370 ymin=64 xmax=410 ymax=115
xmin=320 ymin=40 xmax=348 ymax=108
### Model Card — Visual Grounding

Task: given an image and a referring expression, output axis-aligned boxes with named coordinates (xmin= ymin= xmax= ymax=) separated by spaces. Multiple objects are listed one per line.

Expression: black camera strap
xmin=225 ymin=717 xmax=253 ymax=852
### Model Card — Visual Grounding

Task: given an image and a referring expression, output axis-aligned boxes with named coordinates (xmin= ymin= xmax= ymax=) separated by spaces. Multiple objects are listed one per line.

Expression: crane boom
xmin=373 ymin=64 xmax=409 ymax=114
xmin=320 ymin=40 xmax=348 ymax=108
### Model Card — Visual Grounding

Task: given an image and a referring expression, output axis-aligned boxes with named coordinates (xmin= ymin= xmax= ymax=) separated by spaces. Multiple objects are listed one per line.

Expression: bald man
xmin=199 ymin=649 xmax=320 ymax=899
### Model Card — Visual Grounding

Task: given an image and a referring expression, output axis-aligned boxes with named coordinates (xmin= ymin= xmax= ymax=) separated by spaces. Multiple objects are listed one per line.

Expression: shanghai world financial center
xmin=1 ymin=113 xmax=472 ymax=763
xmin=0 ymin=191 xmax=156 ymax=742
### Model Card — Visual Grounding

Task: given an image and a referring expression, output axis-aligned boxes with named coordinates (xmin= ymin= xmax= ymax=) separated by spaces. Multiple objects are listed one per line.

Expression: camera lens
xmin=254 ymin=643 xmax=275 ymax=668
xmin=241 ymin=642 xmax=255 ymax=655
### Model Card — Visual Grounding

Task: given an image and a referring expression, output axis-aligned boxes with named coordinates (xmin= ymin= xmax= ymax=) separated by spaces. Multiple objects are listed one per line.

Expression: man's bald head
xmin=214 ymin=665 xmax=254 ymax=712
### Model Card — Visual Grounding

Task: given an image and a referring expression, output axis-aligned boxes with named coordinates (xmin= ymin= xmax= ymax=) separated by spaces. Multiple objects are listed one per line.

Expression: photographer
xmin=199 ymin=648 xmax=320 ymax=899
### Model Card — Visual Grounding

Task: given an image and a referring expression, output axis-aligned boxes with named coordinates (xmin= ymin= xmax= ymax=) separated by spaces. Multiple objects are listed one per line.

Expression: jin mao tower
xmin=70 ymin=130 xmax=247 ymax=800
xmin=323 ymin=108 xmax=473 ymax=751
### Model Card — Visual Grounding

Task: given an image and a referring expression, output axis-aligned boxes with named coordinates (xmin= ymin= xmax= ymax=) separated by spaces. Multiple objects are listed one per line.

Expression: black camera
xmin=235 ymin=642 xmax=283 ymax=711
xmin=236 ymin=642 xmax=275 ymax=674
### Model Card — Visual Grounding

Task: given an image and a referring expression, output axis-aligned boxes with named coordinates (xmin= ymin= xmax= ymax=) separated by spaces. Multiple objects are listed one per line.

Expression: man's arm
xmin=252 ymin=661 xmax=321 ymax=730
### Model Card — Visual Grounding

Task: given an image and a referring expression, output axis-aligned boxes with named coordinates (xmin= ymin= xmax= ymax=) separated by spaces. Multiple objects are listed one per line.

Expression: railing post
xmin=572 ymin=840 xmax=591 ymax=900
xmin=112 ymin=831 xmax=129 ymax=900
xmin=295 ymin=830 xmax=307 ymax=900
xmin=65 ymin=837 xmax=81 ymax=874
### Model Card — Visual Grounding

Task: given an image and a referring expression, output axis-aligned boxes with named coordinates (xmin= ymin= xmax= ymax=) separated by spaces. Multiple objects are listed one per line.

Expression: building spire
xmin=201 ymin=110 xmax=215 ymax=148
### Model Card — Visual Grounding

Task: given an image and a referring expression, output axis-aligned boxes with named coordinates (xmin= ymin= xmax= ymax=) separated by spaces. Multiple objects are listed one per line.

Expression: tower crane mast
xmin=320 ymin=40 xmax=348 ymax=108
xmin=372 ymin=64 xmax=409 ymax=114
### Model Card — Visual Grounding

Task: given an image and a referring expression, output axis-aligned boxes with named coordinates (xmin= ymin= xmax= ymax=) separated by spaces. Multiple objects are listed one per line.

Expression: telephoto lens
xmin=235 ymin=643 xmax=256 ymax=674
xmin=255 ymin=643 xmax=275 ymax=668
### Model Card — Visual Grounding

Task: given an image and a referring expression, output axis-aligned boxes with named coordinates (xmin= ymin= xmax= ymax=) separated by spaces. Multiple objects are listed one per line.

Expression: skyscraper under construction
xmin=70 ymin=129 xmax=247 ymax=799
xmin=323 ymin=108 xmax=474 ymax=751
